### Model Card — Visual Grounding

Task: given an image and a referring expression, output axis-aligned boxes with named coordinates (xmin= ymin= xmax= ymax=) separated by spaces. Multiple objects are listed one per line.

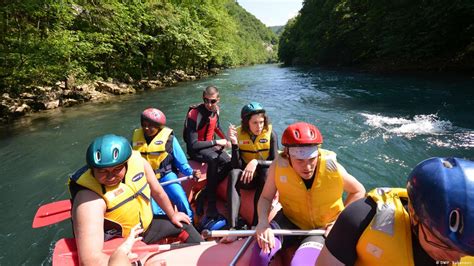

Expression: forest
xmin=278 ymin=0 xmax=473 ymax=72
xmin=0 ymin=0 xmax=278 ymax=93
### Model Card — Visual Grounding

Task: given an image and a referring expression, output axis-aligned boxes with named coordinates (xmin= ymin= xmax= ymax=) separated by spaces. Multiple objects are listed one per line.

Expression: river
xmin=0 ymin=64 xmax=473 ymax=264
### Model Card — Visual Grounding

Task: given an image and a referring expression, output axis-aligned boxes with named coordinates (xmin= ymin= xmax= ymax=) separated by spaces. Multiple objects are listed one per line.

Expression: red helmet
xmin=141 ymin=108 xmax=166 ymax=127
xmin=282 ymin=122 xmax=323 ymax=147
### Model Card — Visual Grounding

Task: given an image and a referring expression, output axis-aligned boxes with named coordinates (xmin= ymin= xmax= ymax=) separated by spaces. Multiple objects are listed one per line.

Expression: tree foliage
xmin=0 ymin=0 xmax=277 ymax=92
xmin=278 ymin=0 xmax=473 ymax=71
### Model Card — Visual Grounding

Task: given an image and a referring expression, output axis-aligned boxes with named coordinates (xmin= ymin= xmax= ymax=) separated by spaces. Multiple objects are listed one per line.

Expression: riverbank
xmin=0 ymin=69 xmax=219 ymax=124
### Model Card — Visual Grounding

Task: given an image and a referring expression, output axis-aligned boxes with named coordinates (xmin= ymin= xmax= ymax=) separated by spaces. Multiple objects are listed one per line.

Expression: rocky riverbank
xmin=1 ymin=69 xmax=219 ymax=124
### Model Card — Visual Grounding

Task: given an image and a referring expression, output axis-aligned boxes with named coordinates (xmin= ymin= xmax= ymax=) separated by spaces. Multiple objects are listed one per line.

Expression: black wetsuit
xmin=184 ymin=104 xmax=231 ymax=217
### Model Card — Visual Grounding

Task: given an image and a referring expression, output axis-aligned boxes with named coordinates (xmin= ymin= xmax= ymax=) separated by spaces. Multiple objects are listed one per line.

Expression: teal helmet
xmin=86 ymin=134 xmax=132 ymax=168
xmin=241 ymin=102 xmax=265 ymax=119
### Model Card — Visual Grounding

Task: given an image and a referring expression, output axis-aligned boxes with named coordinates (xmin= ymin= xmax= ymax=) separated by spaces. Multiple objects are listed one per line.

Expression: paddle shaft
xmin=159 ymin=175 xmax=193 ymax=186
xmin=202 ymin=229 xmax=326 ymax=238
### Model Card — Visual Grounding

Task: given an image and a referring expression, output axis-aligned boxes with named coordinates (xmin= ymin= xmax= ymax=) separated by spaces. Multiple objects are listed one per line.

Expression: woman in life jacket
xmin=226 ymin=102 xmax=278 ymax=231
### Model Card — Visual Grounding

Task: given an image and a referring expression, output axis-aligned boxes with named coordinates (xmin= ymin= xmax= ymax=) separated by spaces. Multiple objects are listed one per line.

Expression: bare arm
xmin=72 ymin=189 xmax=108 ymax=266
xmin=255 ymin=160 xmax=278 ymax=253
xmin=316 ymin=246 xmax=345 ymax=266
xmin=257 ymin=161 xmax=277 ymax=225
xmin=144 ymin=158 xmax=190 ymax=227
xmin=339 ymin=163 xmax=365 ymax=206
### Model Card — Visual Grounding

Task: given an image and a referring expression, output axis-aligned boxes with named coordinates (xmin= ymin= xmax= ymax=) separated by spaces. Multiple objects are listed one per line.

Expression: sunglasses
xmin=203 ymin=98 xmax=218 ymax=104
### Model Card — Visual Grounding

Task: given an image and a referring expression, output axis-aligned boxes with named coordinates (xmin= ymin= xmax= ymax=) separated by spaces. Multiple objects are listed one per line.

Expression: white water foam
xmin=360 ymin=113 xmax=474 ymax=149
xmin=361 ymin=113 xmax=452 ymax=135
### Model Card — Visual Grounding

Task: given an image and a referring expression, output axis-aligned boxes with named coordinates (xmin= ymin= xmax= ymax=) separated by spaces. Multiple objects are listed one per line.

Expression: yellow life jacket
xmin=71 ymin=151 xmax=153 ymax=237
xmin=237 ymin=124 xmax=272 ymax=164
xmin=355 ymin=188 xmax=414 ymax=266
xmin=132 ymin=127 xmax=173 ymax=179
xmin=461 ymin=257 xmax=474 ymax=264
xmin=274 ymin=149 xmax=344 ymax=229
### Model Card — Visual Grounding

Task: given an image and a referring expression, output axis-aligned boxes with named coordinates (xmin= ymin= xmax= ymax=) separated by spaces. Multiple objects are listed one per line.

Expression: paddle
xmin=202 ymin=229 xmax=325 ymax=238
xmin=53 ymin=237 xmax=216 ymax=266
xmin=32 ymin=199 xmax=71 ymax=228
xmin=160 ymin=174 xmax=194 ymax=186
xmin=33 ymin=175 xmax=195 ymax=228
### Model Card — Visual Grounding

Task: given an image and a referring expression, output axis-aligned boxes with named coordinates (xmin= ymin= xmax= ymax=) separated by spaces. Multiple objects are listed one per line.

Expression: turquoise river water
xmin=0 ymin=64 xmax=473 ymax=264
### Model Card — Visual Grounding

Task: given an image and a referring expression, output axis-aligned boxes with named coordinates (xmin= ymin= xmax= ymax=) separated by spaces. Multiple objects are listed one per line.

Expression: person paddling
xmin=254 ymin=122 xmax=365 ymax=265
xmin=226 ymin=102 xmax=278 ymax=230
xmin=316 ymin=157 xmax=474 ymax=266
xmin=69 ymin=134 xmax=202 ymax=265
xmin=132 ymin=108 xmax=200 ymax=222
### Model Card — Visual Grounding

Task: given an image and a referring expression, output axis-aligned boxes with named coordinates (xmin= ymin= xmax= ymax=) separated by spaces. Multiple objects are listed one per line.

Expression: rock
xmin=210 ymin=68 xmax=220 ymax=74
xmin=44 ymin=100 xmax=60 ymax=109
xmin=172 ymin=70 xmax=187 ymax=81
xmin=162 ymin=75 xmax=177 ymax=86
xmin=1 ymin=66 xmax=208 ymax=122
xmin=96 ymin=81 xmax=136 ymax=95
xmin=139 ymin=80 xmax=164 ymax=90
xmin=20 ymin=92 xmax=36 ymax=99
xmin=62 ymin=99 xmax=79 ymax=107
xmin=13 ymin=103 xmax=31 ymax=114
xmin=75 ymin=83 xmax=94 ymax=92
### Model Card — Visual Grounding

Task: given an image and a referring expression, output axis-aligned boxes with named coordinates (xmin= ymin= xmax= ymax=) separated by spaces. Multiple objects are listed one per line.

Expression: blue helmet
xmin=86 ymin=134 xmax=132 ymax=169
xmin=241 ymin=102 xmax=265 ymax=119
xmin=407 ymin=157 xmax=474 ymax=254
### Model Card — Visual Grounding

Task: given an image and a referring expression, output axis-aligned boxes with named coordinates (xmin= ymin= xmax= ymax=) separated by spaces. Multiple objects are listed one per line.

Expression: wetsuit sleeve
xmin=257 ymin=130 xmax=278 ymax=166
xmin=324 ymin=197 xmax=377 ymax=265
xmin=215 ymin=121 xmax=226 ymax=139
xmin=186 ymin=113 xmax=215 ymax=150
xmin=231 ymin=144 xmax=243 ymax=169
xmin=268 ymin=131 xmax=278 ymax=161
xmin=171 ymin=136 xmax=194 ymax=176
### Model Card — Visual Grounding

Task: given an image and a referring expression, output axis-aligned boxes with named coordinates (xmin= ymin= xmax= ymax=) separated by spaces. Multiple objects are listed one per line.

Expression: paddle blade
xmin=32 ymin=200 xmax=72 ymax=228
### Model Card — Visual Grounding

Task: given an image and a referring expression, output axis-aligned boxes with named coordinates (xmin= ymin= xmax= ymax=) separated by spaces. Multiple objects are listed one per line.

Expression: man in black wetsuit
xmin=183 ymin=86 xmax=231 ymax=226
